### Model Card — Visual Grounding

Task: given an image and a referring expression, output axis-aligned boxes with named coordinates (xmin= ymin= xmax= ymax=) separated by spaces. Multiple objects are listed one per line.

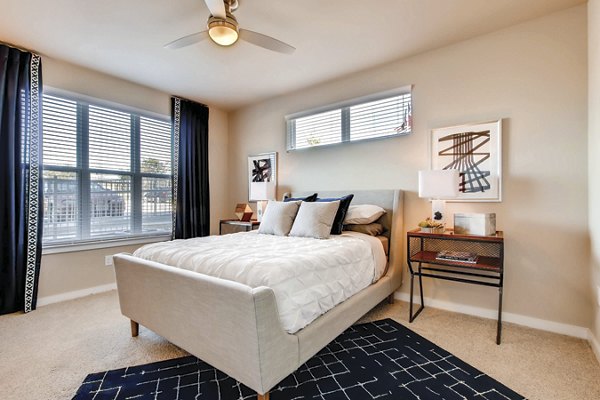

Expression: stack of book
xmin=436 ymin=250 xmax=478 ymax=264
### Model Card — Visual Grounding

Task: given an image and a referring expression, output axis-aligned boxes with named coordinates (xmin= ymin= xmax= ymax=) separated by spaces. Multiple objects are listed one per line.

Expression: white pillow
xmin=258 ymin=201 xmax=301 ymax=236
xmin=289 ymin=201 xmax=340 ymax=239
xmin=343 ymin=204 xmax=386 ymax=225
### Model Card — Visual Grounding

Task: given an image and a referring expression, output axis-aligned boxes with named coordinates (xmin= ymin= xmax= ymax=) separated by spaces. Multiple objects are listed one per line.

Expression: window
xmin=42 ymin=93 xmax=172 ymax=247
xmin=286 ymin=87 xmax=412 ymax=151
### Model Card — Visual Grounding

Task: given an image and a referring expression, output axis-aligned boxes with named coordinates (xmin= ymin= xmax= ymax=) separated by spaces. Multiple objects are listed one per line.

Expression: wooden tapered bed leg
xmin=257 ymin=392 xmax=269 ymax=400
xmin=387 ymin=293 xmax=395 ymax=304
xmin=130 ymin=320 xmax=139 ymax=337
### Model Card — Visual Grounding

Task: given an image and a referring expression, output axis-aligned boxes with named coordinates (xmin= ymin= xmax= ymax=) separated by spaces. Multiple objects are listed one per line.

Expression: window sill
xmin=42 ymin=235 xmax=171 ymax=255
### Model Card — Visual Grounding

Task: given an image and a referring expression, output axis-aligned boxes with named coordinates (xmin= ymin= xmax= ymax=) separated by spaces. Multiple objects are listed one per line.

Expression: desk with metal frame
xmin=406 ymin=229 xmax=505 ymax=344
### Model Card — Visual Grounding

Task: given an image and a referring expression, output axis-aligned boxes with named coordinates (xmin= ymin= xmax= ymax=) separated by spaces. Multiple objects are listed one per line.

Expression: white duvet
xmin=133 ymin=231 xmax=386 ymax=333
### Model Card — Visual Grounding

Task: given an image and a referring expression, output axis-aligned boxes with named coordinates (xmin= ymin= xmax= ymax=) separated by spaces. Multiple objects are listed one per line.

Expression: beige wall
xmin=589 ymin=0 xmax=600 ymax=344
xmin=37 ymin=58 xmax=229 ymax=299
xmin=39 ymin=245 xmax=140 ymax=299
xmin=229 ymin=6 xmax=591 ymax=328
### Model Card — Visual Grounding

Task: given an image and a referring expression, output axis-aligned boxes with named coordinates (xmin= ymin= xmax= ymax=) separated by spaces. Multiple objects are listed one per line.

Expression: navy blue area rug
xmin=74 ymin=318 xmax=524 ymax=399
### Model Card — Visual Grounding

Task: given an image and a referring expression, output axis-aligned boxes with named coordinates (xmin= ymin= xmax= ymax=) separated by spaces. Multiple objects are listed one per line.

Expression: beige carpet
xmin=0 ymin=291 xmax=598 ymax=400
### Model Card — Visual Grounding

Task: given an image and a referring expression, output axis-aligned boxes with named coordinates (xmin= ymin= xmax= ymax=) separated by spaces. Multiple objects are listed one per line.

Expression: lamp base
xmin=431 ymin=199 xmax=447 ymax=226
xmin=256 ymin=200 xmax=268 ymax=222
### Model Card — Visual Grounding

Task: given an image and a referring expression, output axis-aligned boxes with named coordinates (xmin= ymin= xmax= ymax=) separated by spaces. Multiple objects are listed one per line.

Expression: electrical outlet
xmin=104 ymin=255 xmax=113 ymax=267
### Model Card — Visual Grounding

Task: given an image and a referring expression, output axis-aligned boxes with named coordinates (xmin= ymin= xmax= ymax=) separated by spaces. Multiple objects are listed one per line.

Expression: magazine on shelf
xmin=436 ymin=250 xmax=478 ymax=263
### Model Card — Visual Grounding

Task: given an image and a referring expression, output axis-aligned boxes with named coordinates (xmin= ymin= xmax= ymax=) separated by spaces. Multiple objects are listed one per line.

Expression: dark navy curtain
xmin=171 ymin=97 xmax=210 ymax=239
xmin=0 ymin=45 xmax=43 ymax=315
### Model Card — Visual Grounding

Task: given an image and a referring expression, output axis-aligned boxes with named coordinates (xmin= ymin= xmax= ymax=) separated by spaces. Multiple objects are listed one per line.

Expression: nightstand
xmin=407 ymin=229 xmax=505 ymax=344
xmin=219 ymin=219 xmax=260 ymax=235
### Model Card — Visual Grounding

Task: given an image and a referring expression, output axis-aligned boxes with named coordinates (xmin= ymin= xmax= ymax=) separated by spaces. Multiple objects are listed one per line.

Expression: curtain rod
xmin=0 ymin=41 xmax=43 ymax=57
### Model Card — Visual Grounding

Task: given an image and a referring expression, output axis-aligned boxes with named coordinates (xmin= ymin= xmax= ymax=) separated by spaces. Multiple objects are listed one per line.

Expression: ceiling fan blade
xmin=239 ymin=29 xmax=295 ymax=54
xmin=204 ymin=0 xmax=226 ymax=19
xmin=164 ymin=31 xmax=209 ymax=49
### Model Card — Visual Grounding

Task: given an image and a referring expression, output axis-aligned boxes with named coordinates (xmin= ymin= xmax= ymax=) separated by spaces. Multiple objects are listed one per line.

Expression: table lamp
xmin=250 ymin=181 xmax=276 ymax=222
xmin=418 ymin=169 xmax=460 ymax=226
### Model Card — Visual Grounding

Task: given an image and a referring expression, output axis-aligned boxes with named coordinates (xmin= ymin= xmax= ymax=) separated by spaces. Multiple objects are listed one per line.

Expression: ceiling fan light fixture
xmin=165 ymin=1 xmax=295 ymax=54
xmin=208 ymin=17 xmax=239 ymax=46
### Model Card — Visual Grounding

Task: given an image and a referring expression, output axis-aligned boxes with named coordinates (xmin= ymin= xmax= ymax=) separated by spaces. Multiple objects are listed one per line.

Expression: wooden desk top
xmin=407 ymin=228 xmax=503 ymax=242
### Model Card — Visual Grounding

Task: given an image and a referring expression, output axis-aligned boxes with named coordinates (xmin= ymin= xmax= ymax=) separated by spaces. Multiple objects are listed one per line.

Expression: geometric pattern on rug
xmin=74 ymin=318 xmax=525 ymax=399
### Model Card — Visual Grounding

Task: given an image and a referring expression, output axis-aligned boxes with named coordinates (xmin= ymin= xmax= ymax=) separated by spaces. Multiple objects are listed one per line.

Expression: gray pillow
xmin=343 ymin=204 xmax=386 ymax=225
xmin=289 ymin=201 xmax=340 ymax=239
xmin=258 ymin=201 xmax=301 ymax=236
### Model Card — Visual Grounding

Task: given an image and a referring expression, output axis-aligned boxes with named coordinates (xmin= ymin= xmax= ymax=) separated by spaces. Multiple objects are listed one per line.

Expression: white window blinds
xmin=88 ymin=106 xmax=131 ymax=171
xmin=42 ymin=93 xmax=173 ymax=246
xmin=42 ymin=95 xmax=78 ymax=167
xmin=292 ymin=109 xmax=342 ymax=149
xmin=286 ymin=87 xmax=412 ymax=151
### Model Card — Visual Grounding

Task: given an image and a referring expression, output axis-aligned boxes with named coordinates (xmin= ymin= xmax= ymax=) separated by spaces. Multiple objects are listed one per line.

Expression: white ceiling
xmin=0 ymin=0 xmax=585 ymax=110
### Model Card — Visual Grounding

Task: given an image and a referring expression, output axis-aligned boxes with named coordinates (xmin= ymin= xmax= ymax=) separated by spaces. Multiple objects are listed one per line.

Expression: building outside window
xmin=41 ymin=92 xmax=173 ymax=248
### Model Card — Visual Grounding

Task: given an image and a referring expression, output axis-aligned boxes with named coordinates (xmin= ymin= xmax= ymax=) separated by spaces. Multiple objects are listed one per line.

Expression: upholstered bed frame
xmin=113 ymin=190 xmax=404 ymax=399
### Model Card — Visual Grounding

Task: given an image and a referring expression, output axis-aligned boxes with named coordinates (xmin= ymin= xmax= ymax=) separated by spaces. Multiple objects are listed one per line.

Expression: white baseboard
xmin=31 ymin=284 xmax=600 ymax=365
xmin=37 ymin=283 xmax=117 ymax=307
xmin=588 ymin=330 xmax=600 ymax=365
xmin=394 ymin=292 xmax=589 ymax=339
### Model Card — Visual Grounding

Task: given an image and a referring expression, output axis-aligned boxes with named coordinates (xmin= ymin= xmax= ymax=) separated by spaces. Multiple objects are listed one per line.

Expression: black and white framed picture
xmin=431 ymin=120 xmax=502 ymax=202
xmin=248 ymin=152 xmax=277 ymax=201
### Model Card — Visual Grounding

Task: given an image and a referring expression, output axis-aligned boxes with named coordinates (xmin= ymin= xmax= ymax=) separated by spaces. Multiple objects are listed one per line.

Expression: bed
xmin=113 ymin=189 xmax=404 ymax=399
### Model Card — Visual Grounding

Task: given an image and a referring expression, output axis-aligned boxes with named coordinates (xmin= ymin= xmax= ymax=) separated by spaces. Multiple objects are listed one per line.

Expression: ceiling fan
xmin=165 ymin=0 xmax=295 ymax=54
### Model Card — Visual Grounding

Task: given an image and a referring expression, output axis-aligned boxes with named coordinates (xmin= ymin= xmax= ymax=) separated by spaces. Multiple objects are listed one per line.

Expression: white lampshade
xmin=250 ymin=181 xmax=276 ymax=201
xmin=418 ymin=170 xmax=460 ymax=199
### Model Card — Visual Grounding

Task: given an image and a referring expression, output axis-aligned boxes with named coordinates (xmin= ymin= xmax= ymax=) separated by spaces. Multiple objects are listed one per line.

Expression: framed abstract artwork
xmin=248 ymin=152 xmax=277 ymax=201
xmin=430 ymin=120 xmax=502 ymax=202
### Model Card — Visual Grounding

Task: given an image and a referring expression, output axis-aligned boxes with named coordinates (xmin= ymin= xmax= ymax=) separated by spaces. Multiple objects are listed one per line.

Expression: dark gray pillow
xmin=284 ymin=193 xmax=318 ymax=202
xmin=316 ymin=194 xmax=354 ymax=235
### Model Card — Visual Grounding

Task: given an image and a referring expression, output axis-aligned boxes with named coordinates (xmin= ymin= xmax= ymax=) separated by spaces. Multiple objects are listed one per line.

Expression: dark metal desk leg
xmin=418 ymin=264 xmax=425 ymax=308
xmin=409 ymin=272 xmax=415 ymax=322
xmin=409 ymin=267 xmax=425 ymax=323
xmin=496 ymin=286 xmax=503 ymax=345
